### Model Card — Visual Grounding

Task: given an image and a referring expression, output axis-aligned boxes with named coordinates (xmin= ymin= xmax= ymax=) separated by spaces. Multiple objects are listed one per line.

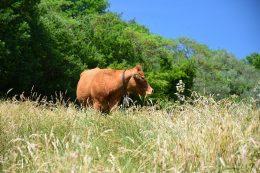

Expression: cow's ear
xmin=134 ymin=64 xmax=142 ymax=71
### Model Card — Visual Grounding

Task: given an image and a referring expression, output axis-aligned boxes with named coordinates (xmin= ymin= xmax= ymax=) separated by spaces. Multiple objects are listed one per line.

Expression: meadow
xmin=1 ymin=1 xmax=260 ymax=172
xmin=0 ymin=94 xmax=259 ymax=172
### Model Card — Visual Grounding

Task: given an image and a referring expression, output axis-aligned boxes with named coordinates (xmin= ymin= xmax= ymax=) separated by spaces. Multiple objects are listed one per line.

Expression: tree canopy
xmin=245 ymin=53 xmax=260 ymax=70
xmin=0 ymin=0 xmax=259 ymax=102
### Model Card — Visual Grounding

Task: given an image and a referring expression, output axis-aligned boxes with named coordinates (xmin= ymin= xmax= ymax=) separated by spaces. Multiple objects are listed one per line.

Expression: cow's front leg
xmin=101 ymin=102 xmax=110 ymax=114
xmin=93 ymin=100 xmax=102 ymax=111
xmin=93 ymin=100 xmax=110 ymax=114
xmin=108 ymin=99 xmax=119 ymax=112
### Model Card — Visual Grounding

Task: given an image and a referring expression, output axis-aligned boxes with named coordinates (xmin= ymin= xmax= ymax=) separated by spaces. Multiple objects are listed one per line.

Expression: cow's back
xmin=76 ymin=68 xmax=100 ymax=104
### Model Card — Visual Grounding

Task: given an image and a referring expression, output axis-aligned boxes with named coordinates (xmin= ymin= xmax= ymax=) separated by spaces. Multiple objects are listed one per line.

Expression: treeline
xmin=0 ymin=0 xmax=259 ymax=102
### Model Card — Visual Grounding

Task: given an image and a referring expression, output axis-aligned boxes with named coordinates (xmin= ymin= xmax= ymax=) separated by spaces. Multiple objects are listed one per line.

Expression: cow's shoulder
xmin=80 ymin=68 xmax=100 ymax=77
xmin=102 ymin=68 xmax=121 ymax=76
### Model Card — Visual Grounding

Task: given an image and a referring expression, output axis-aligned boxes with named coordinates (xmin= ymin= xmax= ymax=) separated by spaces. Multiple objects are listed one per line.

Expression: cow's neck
xmin=117 ymin=69 xmax=135 ymax=96
xmin=122 ymin=69 xmax=135 ymax=85
xmin=122 ymin=70 xmax=127 ymax=96
xmin=105 ymin=69 xmax=136 ymax=110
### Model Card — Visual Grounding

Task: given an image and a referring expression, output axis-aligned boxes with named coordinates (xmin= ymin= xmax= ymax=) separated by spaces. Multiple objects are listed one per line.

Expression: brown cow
xmin=76 ymin=65 xmax=153 ymax=113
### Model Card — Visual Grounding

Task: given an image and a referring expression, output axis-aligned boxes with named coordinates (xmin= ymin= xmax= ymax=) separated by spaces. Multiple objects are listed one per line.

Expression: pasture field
xmin=0 ymin=95 xmax=259 ymax=172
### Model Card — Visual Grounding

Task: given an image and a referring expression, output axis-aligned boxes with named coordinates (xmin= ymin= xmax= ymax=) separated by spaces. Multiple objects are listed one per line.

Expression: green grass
xmin=0 ymin=96 xmax=259 ymax=172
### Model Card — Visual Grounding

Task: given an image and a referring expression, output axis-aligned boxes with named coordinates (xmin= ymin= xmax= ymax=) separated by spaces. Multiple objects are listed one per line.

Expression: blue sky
xmin=108 ymin=0 xmax=260 ymax=59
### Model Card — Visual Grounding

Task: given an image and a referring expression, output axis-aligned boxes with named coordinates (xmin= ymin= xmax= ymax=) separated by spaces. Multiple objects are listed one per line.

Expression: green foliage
xmin=0 ymin=0 xmax=258 ymax=102
xmin=178 ymin=38 xmax=260 ymax=99
xmin=245 ymin=53 xmax=260 ymax=69
xmin=0 ymin=0 xmax=41 ymax=94
xmin=0 ymin=0 xmax=106 ymax=97
xmin=147 ymin=59 xmax=195 ymax=100
xmin=60 ymin=0 xmax=109 ymax=17
xmin=194 ymin=50 xmax=260 ymax=99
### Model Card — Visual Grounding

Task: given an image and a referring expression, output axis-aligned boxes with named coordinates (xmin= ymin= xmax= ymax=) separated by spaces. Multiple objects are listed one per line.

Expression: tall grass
xmin=0 ymin=94 xmax=259 ymax=172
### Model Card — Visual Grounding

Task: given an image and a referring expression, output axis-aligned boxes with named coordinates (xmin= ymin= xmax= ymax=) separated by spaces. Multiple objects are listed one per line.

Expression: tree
xmin=0 ymin=0 xmax=41 ymax=95
xmin=60 ymin=0 xmax=109 ymax=17
xmin=193 ymin=48 xmax=260 ymax=99
xmin=245 ymin=53 xmax=260 ymax=69
xmin=2 ymin=0 xmax=256 ymax=103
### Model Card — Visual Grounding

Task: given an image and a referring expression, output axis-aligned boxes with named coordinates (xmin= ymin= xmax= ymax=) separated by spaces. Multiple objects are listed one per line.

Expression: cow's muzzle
xmin=146 ymin=88 xmax=154 ymax=95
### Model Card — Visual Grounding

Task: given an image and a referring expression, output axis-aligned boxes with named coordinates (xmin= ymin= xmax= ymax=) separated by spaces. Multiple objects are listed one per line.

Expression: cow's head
xmin=127 ymin=65 xmax=153 ymax=96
